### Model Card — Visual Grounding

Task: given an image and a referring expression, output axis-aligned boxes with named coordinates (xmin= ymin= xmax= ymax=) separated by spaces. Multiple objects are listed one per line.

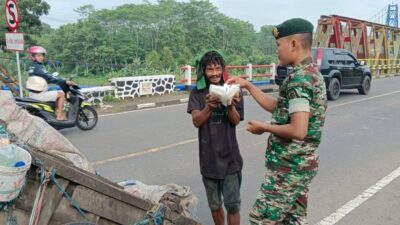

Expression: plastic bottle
xmin=0 ymin=124 xmax=10 ymax=146
xmin=0 ymin=144 xmax=17 ymax=167
xmin=0 ymin=124 xmax=5 ymax=133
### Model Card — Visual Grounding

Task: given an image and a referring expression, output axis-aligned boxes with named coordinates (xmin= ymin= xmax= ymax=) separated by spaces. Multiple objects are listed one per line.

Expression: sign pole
xmin=15 ymin=50 xmax=23 ymax=97
xmin=5 ymin=0 xmax=23 ymax=96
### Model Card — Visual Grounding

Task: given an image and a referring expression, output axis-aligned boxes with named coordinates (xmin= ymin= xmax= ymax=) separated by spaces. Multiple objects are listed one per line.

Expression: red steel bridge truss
xmin=314 ymin=15 xmax=400 ymax=75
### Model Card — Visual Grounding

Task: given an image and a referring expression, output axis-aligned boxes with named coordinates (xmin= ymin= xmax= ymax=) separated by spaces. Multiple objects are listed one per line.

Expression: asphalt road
xmin=62 ymin=77 xmax=400 ymax=225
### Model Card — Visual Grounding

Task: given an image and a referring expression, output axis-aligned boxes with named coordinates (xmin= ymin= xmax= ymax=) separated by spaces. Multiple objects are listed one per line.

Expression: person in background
xmin=26 ymin=46 xmax=75 ymax=120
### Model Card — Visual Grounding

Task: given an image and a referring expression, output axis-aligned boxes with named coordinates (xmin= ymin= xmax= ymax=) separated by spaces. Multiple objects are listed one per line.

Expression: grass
xmin=73 ymin=76 xmax=109 ymax=86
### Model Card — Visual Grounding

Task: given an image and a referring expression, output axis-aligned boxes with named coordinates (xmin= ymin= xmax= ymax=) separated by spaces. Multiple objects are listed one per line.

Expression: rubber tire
xmin=358 ymin=76 xmax=371 ymax=95
xmin=327 ymin=77 xmax=341 ymax=100
xmin=76 ymin=106 xmax=98 ymax=130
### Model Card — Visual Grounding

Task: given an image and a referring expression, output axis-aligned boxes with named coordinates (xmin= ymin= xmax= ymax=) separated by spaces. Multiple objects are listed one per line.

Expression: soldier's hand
xmin=247 ymin=120 xmax=268 ymax=135
xmin=206 ymin=94 xmax=220 ymax=109
xmin=226 ymin=76 xmax=250 ymax=89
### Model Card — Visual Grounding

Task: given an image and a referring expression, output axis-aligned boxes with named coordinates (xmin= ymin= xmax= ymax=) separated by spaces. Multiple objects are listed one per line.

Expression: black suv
xmin=276 ymin=47 xmax=372 ymax=100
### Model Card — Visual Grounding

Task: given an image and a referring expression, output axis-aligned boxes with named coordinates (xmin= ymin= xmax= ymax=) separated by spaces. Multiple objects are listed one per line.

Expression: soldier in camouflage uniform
xmin=227 ymin=18 xmax=327 ymax=224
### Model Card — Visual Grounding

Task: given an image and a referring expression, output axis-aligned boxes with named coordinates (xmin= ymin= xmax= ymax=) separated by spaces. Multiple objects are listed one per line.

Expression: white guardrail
xmin=81 ymin=86 xmax=114 ymax=105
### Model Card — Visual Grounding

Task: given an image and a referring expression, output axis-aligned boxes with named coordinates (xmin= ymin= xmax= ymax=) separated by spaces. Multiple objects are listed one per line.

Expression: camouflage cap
xmin=272 ymin=18 xmax=314 ymax=39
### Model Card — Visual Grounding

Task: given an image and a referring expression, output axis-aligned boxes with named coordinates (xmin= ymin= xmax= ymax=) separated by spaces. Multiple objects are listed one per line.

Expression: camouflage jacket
xmin=267 ymin=57 xmax=327 ymax=173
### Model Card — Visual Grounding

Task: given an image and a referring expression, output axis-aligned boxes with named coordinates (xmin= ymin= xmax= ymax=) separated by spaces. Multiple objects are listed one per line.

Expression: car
xmin=275 ymin=47 xmax=372 ymax=100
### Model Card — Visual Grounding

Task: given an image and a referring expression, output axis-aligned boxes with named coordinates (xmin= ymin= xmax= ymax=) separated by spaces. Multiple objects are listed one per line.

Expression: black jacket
xmin=28 ymin=62 xmax=65 ymax=86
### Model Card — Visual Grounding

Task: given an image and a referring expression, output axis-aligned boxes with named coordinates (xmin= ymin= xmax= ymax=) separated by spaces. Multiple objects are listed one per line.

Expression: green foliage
xmin=179 ymin=47 xmax=194 ymax=65
xmin=160 ymin=47 xmax=175 ymax=70
xmin=1 ymin=0 xmax=279 ymax=85
xmin=0 ymin=0 xmax=50 ymax=47
xmin=75 ymin=76 xmax=109 ymax=86
xmin=145 ymin=50 xmax=161 ymax=69
xmin=103 ymin=93 xmax=119 ymax=102
xmin=74 ymin=4 xmax=96 ymax=19
xmin=256 ymin=25 xmax=277 ymax=56
xmin=45 ymin=0 xmax=277 ymax=65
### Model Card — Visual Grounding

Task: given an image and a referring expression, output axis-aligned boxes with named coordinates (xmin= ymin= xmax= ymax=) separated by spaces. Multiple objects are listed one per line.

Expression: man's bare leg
xmin=227 ymin=212 xmax=240 ymax=225
xmin=55 ymin=92 xmax=66 ymax=120
xmin=211 ymin=207 xmax=225 ymax=225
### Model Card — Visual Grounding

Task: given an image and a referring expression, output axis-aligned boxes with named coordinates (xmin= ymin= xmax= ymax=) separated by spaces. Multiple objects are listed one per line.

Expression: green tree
xmin=160 ymin=47 xmax=175 ymax=70
xmin=74 ymin=4 xmax=96 ymax=19
xmin=179 ymin=46 xmax=194 ymax=65
xmin=0 ymin=0 xmax=51 ymax=48
xmin=32 ymin=0 xmax=279 ymax=79
xmin=256 ymin=25 xmax=277 ymax=56
xmin=145 ymin=50 xmax=161 ymax=69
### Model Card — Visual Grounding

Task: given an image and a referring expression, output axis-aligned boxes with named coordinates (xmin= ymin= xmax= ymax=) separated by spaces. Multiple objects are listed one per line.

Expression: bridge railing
xmin=360 ymin=59 xmax=400 ymax=76
xmin=180 ymin=63 xmax=276 ymax=89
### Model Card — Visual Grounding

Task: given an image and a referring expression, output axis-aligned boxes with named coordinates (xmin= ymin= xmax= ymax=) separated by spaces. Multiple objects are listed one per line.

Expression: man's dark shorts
xmin=202 ymin=172 xmax=242 ymax=214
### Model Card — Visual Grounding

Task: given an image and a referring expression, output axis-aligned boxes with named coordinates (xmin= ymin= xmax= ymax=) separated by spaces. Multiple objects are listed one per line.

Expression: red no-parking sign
xmin=5 ymin=0 xmax=20 ymax=32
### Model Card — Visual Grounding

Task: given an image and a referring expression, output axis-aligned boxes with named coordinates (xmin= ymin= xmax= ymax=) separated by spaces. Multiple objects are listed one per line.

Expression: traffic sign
xmin=5 ymin=0 xmax=20 ymax=32
xmin=5 ymin=32 xmax=24 ymax=51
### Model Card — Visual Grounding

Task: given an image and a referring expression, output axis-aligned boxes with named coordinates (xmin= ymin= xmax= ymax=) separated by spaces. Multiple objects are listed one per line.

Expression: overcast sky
xmin=41 ymin=0 xmax=393 ymax=30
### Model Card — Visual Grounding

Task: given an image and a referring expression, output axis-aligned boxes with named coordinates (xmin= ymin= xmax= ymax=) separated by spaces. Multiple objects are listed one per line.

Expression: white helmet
xmin=26 ymin=76 xmax=48 ymax=92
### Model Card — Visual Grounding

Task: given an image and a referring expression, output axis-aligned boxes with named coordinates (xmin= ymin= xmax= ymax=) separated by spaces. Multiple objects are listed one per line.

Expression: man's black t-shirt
xmin=187 ymin=87 xmax=244 ymax=179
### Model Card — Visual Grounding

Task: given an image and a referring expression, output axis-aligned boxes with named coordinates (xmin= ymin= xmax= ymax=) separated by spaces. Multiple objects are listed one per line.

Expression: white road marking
xmin=91 ymin=125 xmax=251 ymax=166
xmin=91 ymin=138 xmax=197 ymax=166
xmin=91 ymin=88 xmax=400 ymax=223
xmin=329 ymin=90 xmax=400 ymax=109
xmin=91 ymin=89 xmax=400 ymax=224
xmin=99 ymin=103 xmax=187 ymax=117
xmin=94 ymin=90 xmax=400 ymax=165
xmin=316 ymin=166 xmax=400 ymax=225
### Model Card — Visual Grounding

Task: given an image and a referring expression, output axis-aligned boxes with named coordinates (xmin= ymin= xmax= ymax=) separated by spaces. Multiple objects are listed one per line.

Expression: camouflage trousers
xmin=248 ymin=168 xmax=317 ymax=225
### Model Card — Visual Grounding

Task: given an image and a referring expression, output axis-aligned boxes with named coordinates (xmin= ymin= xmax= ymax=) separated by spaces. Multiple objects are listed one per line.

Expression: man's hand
xmin=226 ymin=76 xmax=250 ymax=89
xmin=230 ymin=94 xmax=241 ymax=106
xmin=66 ymin=80 xmax=76 ymax=86
xmin=205 ymin=94 xmax=220 ymax=109
xmin=247 ymin=120 xmax=269 ymax=135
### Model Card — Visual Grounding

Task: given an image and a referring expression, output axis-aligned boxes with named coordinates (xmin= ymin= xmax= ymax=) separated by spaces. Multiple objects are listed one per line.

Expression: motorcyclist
xmin=26 ymin=46 xmax=75 ymax=120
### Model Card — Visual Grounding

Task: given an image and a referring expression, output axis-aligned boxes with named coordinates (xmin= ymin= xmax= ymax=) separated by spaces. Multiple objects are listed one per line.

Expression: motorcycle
xmin=15 ymin=79 xmax=98 ymax=130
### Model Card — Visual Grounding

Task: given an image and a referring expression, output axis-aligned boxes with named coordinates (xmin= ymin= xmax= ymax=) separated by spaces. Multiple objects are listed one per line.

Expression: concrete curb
xmin=154 ymin=98 xmax=189 ymax=107
xmin=137 ymin=103 xmax=156 ymax=109
xmin=373 ymin=74 xmax=400 ymax=79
